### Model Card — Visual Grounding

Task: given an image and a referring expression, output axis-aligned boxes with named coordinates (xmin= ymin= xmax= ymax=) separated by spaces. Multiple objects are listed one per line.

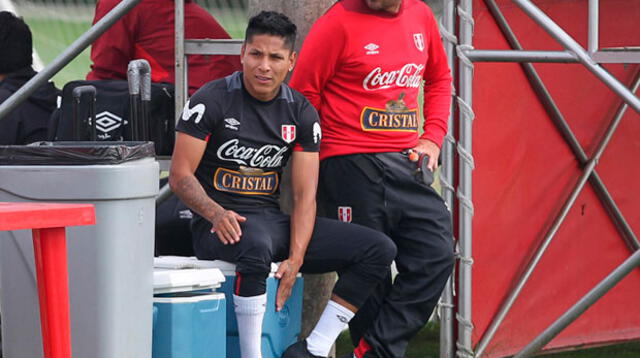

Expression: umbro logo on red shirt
xmin=364 ymin=43 xmax=379 ymax=55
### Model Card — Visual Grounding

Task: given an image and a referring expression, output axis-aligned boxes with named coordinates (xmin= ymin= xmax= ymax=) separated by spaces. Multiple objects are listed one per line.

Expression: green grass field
xmin=28 ymin=17 xmax=93 ymax=86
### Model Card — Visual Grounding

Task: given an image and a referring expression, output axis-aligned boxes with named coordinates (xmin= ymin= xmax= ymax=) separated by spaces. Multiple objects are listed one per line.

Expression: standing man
xmin=170 ymin=11 xmax=396 ymax=358
xmin=290 ymin=1 xmax=454 ymax=357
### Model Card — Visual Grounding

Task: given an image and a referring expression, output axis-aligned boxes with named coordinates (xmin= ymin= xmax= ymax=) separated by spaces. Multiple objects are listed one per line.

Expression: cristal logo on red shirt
xmin=217 ymin=139 xmax=287 ymax=168
xmin=363 ymin=63 xmax=425 ymax=91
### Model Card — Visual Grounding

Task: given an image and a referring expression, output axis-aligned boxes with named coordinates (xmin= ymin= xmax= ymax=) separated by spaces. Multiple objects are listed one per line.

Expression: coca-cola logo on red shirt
xmin=363 ymin=63 xmax=425 ymax=91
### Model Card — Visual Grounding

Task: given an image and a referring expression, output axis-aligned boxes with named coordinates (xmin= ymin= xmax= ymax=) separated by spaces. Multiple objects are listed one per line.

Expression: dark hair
xmin=245 ymin=11 xmax=297 ymax=50
xmin=0 ymin=11 xmax=33 ymax=74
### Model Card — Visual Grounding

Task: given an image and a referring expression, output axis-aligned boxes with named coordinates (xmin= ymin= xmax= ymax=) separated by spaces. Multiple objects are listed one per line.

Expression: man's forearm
xmin=288 ymin=199 xmax=316 ymax=264
xmin=170 ymin=174 xmax=222 ymax=223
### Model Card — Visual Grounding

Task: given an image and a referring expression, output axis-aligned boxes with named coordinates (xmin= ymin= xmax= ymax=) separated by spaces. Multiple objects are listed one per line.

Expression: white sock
xmin=234 ymin=294 xmax=267 ymax=358
xmin=305 ymin=300 xmax=355 ymax=357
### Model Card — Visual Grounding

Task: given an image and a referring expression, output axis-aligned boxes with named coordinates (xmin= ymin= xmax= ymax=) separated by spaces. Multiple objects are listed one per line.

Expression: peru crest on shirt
xmin=281 ymin=125 xmax=296 ymax=143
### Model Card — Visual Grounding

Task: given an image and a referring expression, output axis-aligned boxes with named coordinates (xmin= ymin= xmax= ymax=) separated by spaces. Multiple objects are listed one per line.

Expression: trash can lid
xmin=0 ymin=141 xmax=155 ymax=165
xmin=153 ymin=268 xmax=225 ymax=295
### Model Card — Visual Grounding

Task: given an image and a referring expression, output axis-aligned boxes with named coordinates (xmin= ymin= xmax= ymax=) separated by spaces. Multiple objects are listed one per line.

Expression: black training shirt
xmin=176 ymin=71 xmax=321 ymax=209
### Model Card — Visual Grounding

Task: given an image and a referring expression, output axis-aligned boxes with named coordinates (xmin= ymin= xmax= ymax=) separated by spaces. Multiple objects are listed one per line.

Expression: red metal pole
xmin=32 ymin=227 xmax=73 ymax=358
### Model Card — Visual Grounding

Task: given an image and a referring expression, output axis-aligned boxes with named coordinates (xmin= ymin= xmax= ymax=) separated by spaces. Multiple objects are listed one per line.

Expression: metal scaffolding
xmin=440 ymin=0 xmax=640 ymax=357
xmin=438 ymin=0 xmax=458 ymax=355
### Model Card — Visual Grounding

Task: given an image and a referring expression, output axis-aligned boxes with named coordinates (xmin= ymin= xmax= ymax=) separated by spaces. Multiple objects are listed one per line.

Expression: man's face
xmin=241 ymin=34 xmax=296 ymax=102
xmin=365 ymin=0 xmax=402 ymax=13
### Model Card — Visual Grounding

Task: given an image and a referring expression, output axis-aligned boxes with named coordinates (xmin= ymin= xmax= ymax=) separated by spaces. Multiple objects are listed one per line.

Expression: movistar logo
xmin=181 ymin=100 xmax=206 ymax=124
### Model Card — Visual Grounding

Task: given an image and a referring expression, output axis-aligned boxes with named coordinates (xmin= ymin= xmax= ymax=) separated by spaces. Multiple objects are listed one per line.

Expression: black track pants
xmin=318 ymin=152 xmax=454 ymax=358
xmin=191 ymin=206 xmax=397 ymax=308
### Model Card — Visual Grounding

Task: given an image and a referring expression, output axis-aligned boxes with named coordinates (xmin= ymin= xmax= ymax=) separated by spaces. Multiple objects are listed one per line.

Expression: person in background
xmin=86 ymin=0 xmax=240 ymax=94
xmin=170 ymin=11 xmax=396 ymax=358
xmin=290 ymin=0 xmax=455 ymax=357
xmin=0 ymin=11 xmax=59 ymax=145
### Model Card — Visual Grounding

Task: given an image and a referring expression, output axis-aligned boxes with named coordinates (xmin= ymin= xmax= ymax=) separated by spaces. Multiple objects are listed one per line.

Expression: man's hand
xmin=210 ymin=208 xmax=246 ymax=245
xmin=274 ymin=259 xmax=302 ymax=312
xmin=411 ymin=138 xmax=441 ymax=171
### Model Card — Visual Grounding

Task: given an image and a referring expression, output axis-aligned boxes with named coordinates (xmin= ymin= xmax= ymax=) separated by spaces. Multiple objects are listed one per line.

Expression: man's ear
xmin=240 ymin=44 xmax=246 ymax=64
xmin=288 ymin=51 xmax=297 ymax=72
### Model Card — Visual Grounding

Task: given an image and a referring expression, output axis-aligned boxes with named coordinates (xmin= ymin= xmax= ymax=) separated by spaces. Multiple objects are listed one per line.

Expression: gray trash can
xmin=0 ymin=142 xmax=158 ymax=358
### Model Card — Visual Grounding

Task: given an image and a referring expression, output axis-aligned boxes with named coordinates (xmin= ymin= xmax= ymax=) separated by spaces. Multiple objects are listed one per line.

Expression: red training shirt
xmin=87 ymin=0 xmax=241 ymax=94
xmin=290 ymin=0 xmax=452 ymax=160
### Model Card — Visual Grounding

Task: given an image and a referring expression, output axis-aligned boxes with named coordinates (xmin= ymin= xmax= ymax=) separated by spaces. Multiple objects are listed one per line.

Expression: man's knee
xmin=236 ymin=236 xmax=273 ymax=268
xmin=429 ymin=236 xmax=455 ymax=273
xmin=234 ymin=255 xmax=271 ymax=297
xmin=234 ymin=238 xmax=273 ymax=296
xmin=397 ymin=235 xmax=454 ymax=276
xmin=372 ymin=231 xmax=397 ymax=265
xmin=440 ymin=236 xmax=455 ymax=271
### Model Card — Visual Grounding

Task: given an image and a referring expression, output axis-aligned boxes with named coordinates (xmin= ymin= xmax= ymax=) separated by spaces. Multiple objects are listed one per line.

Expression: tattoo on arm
xmin=173 ymin=175 xmax=222 ymax=223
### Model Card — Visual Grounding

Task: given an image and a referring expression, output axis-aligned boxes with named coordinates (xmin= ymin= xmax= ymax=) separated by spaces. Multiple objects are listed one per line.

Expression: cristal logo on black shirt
xmin=213 ymin=167 xmax=278 ymax=195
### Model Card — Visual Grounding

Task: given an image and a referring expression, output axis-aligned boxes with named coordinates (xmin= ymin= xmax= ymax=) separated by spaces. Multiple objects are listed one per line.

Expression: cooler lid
xmin=154 ymin=292 xmax=225 ymax=304
xmin=153 ymin=268 xmax=225 ymax=294
xmin=154 ymin=256 xmax=279 ymax=275
xmin=203 ymin=260 xmax=280 ymax=275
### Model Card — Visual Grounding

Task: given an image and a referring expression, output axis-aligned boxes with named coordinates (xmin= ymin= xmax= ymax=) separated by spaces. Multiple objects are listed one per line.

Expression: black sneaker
xmin=281 ymin=340 xmax=325 ymax=358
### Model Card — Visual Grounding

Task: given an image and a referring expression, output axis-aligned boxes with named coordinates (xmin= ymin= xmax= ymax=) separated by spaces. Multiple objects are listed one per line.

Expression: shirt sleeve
xmin=289 ymin=12 xmax=345 ymax=115
xmin=175 ymin=84 xmax=220 ymax=140
xmin=293 ymin=99 xmax=321 ymax=152
xmin=420 ymin=8 xmax=453 ymax=148
xmin=86 ymin=0 xmax=135 ymax=81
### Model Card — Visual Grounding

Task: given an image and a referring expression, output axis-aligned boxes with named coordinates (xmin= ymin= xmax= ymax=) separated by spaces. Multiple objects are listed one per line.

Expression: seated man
xmin=0 ymin=11 xmax=59 ymax=145
xmin=87 ymin=0 xmax=241 ymax=94
xmin=169 ymin=11 xmax=396 ymax=358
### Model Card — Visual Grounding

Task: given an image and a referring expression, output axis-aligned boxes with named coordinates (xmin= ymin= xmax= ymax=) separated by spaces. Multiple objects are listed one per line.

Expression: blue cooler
xmin=214 ymin=261 xmax=304 ymax=358
xmin=153 ymin=267 xmax=227 ymax=358
xmin=154 ymin=257 xmax=304 ymax=358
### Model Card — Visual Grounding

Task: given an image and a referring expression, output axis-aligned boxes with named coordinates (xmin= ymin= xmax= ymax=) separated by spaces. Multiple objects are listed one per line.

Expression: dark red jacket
xmin=87 ymin=0 xmax=241 ymax=94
